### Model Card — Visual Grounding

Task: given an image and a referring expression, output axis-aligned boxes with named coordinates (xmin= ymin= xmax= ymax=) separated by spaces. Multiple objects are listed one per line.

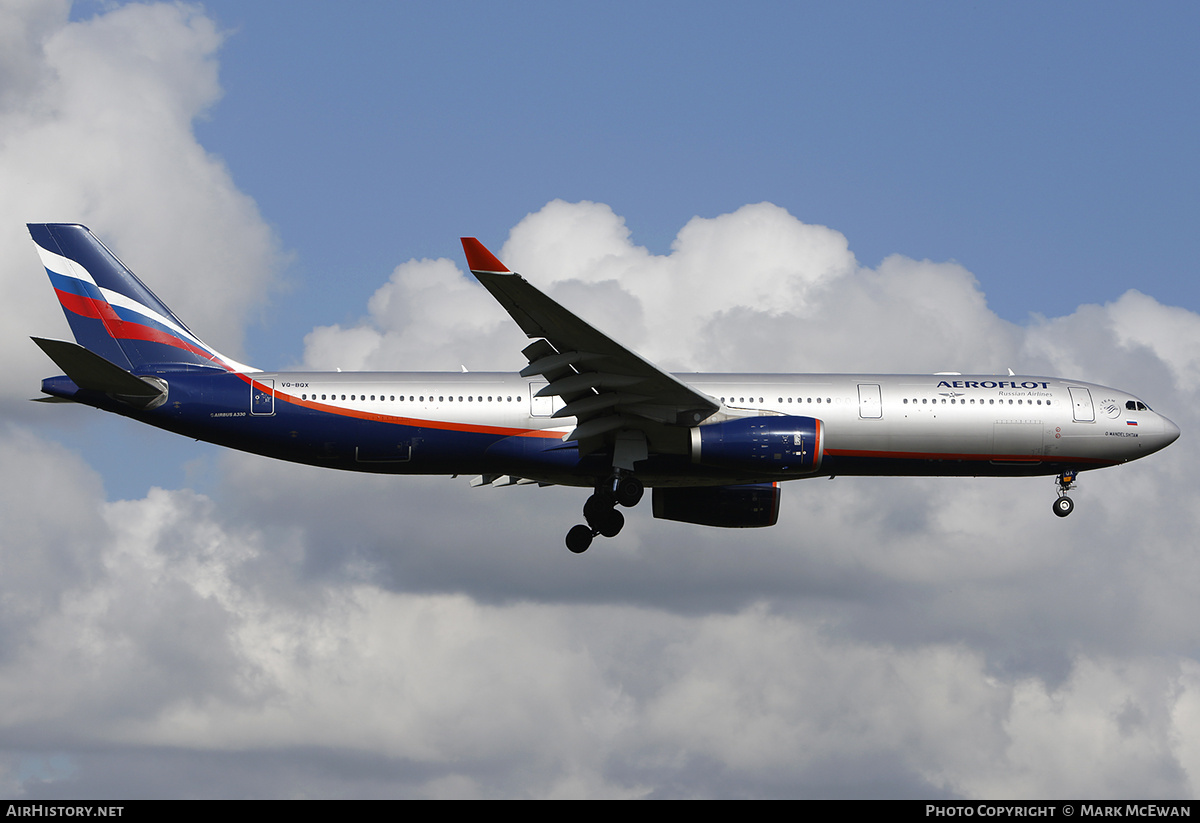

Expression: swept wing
xmin=461 ymin=238 xmax=719 ymax=464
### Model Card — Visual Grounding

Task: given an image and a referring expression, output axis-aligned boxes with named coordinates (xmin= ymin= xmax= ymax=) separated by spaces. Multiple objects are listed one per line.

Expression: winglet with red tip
xmin=460 ymin=237 xmax=510 ymax=273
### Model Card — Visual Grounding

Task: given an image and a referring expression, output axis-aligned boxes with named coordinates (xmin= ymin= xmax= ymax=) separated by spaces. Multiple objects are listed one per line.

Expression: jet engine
xmin=690 ymin=415 xmax=823 ymax=474
xmin=652 ymin=483 xmax=781 ymax=527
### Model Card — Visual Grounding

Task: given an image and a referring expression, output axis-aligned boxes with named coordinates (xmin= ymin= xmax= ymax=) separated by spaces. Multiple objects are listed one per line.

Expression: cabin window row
xmin=902 ymin=398 xmax=1052 ymax=406
xmin=725 ymin=396 xmax=836 ymax=405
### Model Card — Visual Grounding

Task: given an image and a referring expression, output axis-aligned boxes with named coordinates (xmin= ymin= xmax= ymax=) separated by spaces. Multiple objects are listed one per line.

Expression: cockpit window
xmin=1126 ymin=400 xmax=1151 ymax=411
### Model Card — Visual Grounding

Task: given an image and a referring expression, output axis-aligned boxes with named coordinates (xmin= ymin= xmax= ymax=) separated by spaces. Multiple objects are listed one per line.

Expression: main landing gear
xmin=1053 ymin=470 xmax=1078 ymax=518
xmin=565 ymin=473 xmax=644 ymax=554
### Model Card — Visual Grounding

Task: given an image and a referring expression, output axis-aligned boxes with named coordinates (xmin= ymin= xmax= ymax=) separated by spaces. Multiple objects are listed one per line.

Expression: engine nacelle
xmin=652 ymin=483 xmax=781 ymax=528
xmin=690 ymin=415 xmax=823 ymax=474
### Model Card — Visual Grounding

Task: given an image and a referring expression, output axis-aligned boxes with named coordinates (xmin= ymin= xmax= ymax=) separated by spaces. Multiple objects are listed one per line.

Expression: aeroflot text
xmin=936 ymin=381 xmax=1051 ymax=390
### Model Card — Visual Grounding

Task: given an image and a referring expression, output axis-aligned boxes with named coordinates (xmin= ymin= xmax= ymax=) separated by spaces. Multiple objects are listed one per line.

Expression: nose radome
xmin=1162 ymin=416 xmax=1181 ymax=445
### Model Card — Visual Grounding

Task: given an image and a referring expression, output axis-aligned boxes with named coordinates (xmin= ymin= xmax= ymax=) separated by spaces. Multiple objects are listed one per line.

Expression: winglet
xmin=461 ymin=237 xmax=510 ymax=273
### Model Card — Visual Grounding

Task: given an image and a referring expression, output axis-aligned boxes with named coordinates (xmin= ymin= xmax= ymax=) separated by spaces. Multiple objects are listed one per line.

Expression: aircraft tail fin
xmin=27 ymin=223 xmax=253 ymax=373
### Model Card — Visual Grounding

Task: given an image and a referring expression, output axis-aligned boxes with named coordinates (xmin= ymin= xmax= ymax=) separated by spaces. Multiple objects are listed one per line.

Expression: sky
xmin=2 ymin=0 xmax=1200 ymax=799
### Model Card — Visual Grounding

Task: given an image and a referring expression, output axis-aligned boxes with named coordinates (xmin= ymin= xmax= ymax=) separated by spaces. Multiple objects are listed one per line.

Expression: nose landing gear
xmin=565 ymin=473 xmax=645 ymax=553
xmin=1053 ymin=470 xmax=1077 ymax=518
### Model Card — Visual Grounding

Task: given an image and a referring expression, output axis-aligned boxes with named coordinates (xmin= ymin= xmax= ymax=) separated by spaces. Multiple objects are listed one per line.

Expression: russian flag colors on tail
xmin=28 ymin=223 xmax=254 ymax=374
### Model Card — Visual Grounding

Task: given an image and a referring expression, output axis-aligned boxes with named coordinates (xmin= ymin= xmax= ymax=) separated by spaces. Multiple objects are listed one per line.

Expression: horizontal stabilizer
xmin=32 ymin=337 xmax=167 ymax=406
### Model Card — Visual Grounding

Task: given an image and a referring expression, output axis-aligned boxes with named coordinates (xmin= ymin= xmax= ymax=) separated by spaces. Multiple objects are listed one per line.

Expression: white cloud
xmin=303 ymin=256 xmax=517 ymax=372
xmin=302 ymin=199 xmax=1023 ymax=375
xmin=2 ymin=447 xmax=1198 ymax=798
xmin=0 ymin=0 xmax=280 ymax=415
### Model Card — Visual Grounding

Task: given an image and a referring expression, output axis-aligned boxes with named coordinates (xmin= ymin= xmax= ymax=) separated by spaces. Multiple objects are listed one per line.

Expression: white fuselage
xmin=245 ymin=370 xmax=1178 ymax=485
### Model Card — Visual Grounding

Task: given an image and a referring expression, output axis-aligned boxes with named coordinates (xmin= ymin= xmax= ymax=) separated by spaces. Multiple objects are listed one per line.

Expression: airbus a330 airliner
xmin=28 ymin=223 xmax=1179 ymax=553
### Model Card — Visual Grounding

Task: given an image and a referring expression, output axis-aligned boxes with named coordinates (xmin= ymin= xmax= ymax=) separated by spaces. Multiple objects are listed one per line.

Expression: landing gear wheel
xmin=615 ymin=475 xmax=644 ymax=508
xmin=566 ymin=525 xmax=594 ymax=553
xmin=1053 ymin=496 xmax=1074 ymax=518
xmin=584 ymin=492 xmax=614 ymax=522
xmin=594 ymin=508 xmax=624 ymax=538
xmin=575 ymin=478 xmax=635 ymax=552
